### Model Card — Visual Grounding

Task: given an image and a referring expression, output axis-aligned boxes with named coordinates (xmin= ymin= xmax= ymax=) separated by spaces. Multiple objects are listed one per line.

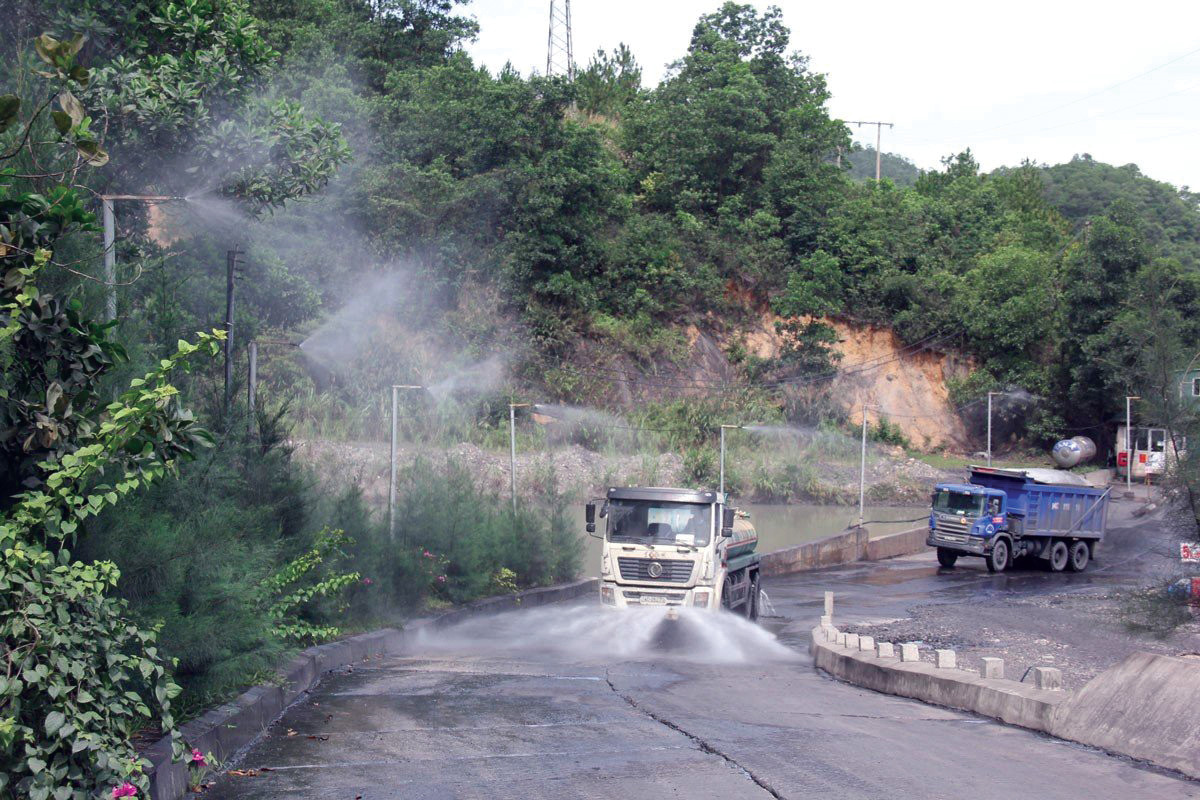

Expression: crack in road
xmin=604 ymin=669 xmax=786 ymax=800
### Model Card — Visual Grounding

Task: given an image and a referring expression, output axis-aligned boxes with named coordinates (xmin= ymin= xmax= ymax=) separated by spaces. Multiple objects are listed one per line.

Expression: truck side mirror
xmin=721 ymin=507 xmax=735 ymax=537
xmin=585 ymin=502 xmax=596 ymax=535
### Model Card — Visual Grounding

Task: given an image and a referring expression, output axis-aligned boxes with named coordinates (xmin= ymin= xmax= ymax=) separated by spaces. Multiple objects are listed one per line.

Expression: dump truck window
xmin=933 ymin=490 xmax=984 ymax=515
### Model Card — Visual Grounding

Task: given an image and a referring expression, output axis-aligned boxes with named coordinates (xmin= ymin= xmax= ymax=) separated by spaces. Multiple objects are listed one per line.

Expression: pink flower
xmin=423 ymin=550 xmax=434 ymax=559
xmin=112 ymin=783 xmax=138 ymax=798
xmin=436 ymin=575 xmax=446 ymax=583
xmin=360 ymin=577 xmax=373 ymax=586
xmin=190 ymin=748 xmax=207 ymax=767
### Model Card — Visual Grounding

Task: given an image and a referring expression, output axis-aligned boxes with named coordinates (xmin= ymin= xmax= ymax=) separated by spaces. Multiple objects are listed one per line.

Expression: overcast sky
xmin=465 ymin=0 xmax=1200 ymax=189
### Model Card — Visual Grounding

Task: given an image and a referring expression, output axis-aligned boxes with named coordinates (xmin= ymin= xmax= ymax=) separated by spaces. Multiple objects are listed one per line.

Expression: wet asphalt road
xmin=205 ymin=499 xmax=1198 ymax=799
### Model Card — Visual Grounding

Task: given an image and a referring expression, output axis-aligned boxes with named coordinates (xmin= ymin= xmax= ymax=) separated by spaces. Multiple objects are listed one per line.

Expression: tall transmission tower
xmin=546 ymin=0 xmax=575 ymax=79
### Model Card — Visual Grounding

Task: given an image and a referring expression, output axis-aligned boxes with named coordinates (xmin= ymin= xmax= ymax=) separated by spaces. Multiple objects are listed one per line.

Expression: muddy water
xmin=574 ymin=503 xmax=927 ymax=574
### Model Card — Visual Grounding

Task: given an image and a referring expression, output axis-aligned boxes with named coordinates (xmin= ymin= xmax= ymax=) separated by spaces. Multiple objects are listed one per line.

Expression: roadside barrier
xmin=812 ymin=592 xmax=1200 ymax=780
xmin=760 ymin=525 xmax=929 ymax=576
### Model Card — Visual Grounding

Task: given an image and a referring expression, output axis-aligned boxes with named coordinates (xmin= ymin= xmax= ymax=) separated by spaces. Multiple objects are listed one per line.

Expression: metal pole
xmin=247 ymin=341 xmax=257 ymax=434
xmin=859 ymin=406 xmax=869 ymax=527
xmin=510 ymin=404 xmax=520 ymax=513
xmin=875 ymin=122 xmax=883 ymax=182
xmin=720 ymin=425 xmax=726 ymax=499
xmin=389 ymin=385 xmax=399 ymax=541
xmin=102 ymin=197 xmax=116 ymax=321
xmin=987 ymin=392 xmax=994 ymax=467
xmin=1126 ymin=396 xmax=1135 ymax=496
xmin=224 ymin=249 xmax=240 ymax=410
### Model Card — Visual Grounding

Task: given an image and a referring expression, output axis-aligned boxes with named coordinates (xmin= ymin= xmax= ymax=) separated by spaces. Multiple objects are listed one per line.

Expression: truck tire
xmin=745 ymin=573 xmax=760 ymax=621
xmin=985 ymin=538 xmax=1011 ymax=573
xmin=936 ymin=548 xmax=959 ymax=568
xmin=1049 ymin=540 xmax=1070 ymax=572
xmin=1067 ymin=540 xmax=1090 ymax=572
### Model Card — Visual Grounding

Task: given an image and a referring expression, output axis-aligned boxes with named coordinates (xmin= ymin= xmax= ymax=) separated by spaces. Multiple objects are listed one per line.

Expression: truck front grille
xmin=934 ymin=516 xmax=972 ymax=537
xmin=617 ymin=557 xmax=694 ymax=583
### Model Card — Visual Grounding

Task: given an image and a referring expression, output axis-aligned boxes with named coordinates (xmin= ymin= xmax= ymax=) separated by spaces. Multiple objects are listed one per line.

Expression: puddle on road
xmin=412 ymin=605 xmax=798 ymax=665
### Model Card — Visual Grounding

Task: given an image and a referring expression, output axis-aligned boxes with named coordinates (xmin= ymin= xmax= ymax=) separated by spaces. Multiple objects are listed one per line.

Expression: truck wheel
xmin=1067 ymin=540 xmax=1090 ymax=572
xmin=985 ymin=538 xmax=1010 ymax=573
xmin=721 ymin=574 xmax=734 ymax=611
xmin=745 ymin=573 xmax=760 ymax=621
xmin=1049 ymin=540 xmax=1070 ymax=572
xmin=936 ymin=548 xmax=959 ymax=568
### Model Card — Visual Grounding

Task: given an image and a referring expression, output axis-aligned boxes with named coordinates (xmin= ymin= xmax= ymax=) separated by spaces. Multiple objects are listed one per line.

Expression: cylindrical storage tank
xmin=724 ymin=516 xmax=758 ymax=559
xmin=1051 ymin=436 xmax=1097 ymax=468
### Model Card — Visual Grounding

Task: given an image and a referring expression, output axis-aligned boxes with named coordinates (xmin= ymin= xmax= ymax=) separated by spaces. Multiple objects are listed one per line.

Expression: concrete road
xmin=204 ymin=499 xmax=1197 ymax=798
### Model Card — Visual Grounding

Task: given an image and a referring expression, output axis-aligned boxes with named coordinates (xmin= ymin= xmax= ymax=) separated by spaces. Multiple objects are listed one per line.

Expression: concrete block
xmin=844 ymin=633 xmax=860 ymax=650
xmin=819 ymin=614 xmax=832 ymax=628
xmin=1033 ymin=667 xmax=1063 ymax=691
xmin=877 ymin=642 xmax=894 ymax=658
xmin=858 ymin=635 xmax=875 ymax=652
xmin=900 ymin=643 xmax=919 ymax=662
xmin=824 ymin=591 xmax=834 ymax=616
xmin=980 ymin=657 xmax=1004 ymax=680
xmin=836 ymin=632 xmax=848 ymax=646
xmin=935 ymin=649 xmax=956 ymax=669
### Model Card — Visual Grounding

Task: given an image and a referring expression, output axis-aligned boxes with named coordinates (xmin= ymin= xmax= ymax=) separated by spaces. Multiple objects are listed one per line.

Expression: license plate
xmin=640 ymin=595 xmax=666 ymax=605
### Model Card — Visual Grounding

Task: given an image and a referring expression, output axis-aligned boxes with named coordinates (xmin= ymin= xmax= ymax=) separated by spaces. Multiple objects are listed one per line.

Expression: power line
xmin=844 ymin=120 xmax=894 ymax=180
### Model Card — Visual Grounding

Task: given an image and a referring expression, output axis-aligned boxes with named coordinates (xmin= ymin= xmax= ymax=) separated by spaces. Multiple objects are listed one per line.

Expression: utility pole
xmin=1126 ymin=395 xmax=1140 ymax=497
xmin=510 ymin=403 xmax=531 ymax=513
xmin=719 ymin=424 xmax=741 ymax=500
xmin=545 ymin=0 xmax=574 ymax=79
xmin=389 ymin=385 xmax=424 ymax=541
xmin=859 ymin=406 xmax=870 ymax=527
xmin=102 ymin=197 xmax=116 ymax=321
xmin=986 ymin=391 xmax=1001 ymax=467
xmin=845 ymin=120 xmax=894 ymax=181
xmin=223 ymin=247 xmax=244 ymax=410
xmin=247 ymin=340 xmax=257 ymax=433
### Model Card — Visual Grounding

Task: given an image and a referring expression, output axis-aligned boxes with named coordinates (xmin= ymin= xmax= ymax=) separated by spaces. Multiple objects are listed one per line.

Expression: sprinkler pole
xmin=247 ymin=340 xmax=257 ymax=433
xmin=987 ymin=391 xmax=998 ymax=467
xmin=719 ymin=425 xmax=741 ymax=500
xmin=389 ymin=385 xmax=424 ymax=541
xmin=1126 ymin=396 xmax=1139 ymax=496
xmin=510 ymin=403 xmax=531 ymax=513
xmin=859 ymin=407 xmax=869 ymax=527
xmin=102 ymin=197 xmax=116 ymax=321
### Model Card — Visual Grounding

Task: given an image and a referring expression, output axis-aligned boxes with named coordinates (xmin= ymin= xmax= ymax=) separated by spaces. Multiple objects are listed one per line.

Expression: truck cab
xmin=928 ymin=483 xmax=1008 ymax=566
xmin=587 ymin=487 xmax=760 ymax=619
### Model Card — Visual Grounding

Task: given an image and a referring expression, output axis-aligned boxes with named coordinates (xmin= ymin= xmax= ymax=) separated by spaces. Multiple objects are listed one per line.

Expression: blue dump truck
xmin=927 ymin=466 xmax=1110 ymax=573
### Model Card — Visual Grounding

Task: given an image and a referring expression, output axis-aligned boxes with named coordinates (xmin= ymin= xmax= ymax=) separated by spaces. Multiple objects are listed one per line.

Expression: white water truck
xmin=587 ymin=487 xmax=761 ymax=619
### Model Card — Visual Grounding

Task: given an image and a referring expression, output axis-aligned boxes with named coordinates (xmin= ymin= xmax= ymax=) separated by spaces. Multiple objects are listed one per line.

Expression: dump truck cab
xmin=587 ymin=487 xmax=760 ymax=618
xmin=929 ymin=483 xmax=1009 ymax=553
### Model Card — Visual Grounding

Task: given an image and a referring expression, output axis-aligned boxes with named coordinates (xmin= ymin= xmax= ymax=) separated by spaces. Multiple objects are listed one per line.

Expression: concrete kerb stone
xmin=858 ymin=635 xmax=875 ymax=653
xmin=146 ymin=577 xmax=599 ymax=799
xmin=900 ymin=643 xmax=919 ymax=662
xmin=844 ymin=633 xmax=860 ymax=650
xmin=877 ymin=642 xmax=894 ymax=658
xmin=1033 ymin=667 xmax=1063 ymax=691
xmin=935 ymin=649 xmax=957 ymax=669
xmin=980 ymin=657 xmax=1004 ymax=680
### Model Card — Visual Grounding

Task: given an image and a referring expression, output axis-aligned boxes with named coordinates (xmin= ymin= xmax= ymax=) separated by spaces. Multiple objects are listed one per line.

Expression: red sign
xmin=1182 ymin=543 xmax=1200 ymax=563
xmin=1117 ymin=451 xmax=1129 ymax=467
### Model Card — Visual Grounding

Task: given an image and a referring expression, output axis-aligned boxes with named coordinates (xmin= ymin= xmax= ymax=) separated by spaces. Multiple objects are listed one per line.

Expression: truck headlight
xmin=692 ymin=590 xmax=710 ymax=608
xmin=600 ymin=585 xmax=615 ymax=605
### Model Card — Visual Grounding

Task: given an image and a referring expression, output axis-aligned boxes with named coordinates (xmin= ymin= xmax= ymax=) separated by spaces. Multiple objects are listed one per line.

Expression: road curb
xmin=811 ymin=622 xmax=1200 ymax=780
xmin=146 ymin=577 xmax=598 ymax=799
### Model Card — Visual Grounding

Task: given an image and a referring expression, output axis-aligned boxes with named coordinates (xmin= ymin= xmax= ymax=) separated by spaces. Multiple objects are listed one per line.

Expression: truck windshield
xmin=607 ymin=500 xmax=711 ymax=546
xmin=932 ymin=490 xmax=985 ymax=516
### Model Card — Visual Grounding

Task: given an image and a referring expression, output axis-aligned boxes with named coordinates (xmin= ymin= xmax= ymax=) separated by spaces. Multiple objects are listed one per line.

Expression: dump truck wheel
xmin=1067 ymin=540 xmax=1090 ymax=572
xmin=936 ymin=548 xmax=958 ymax=568
xmin=1049 ymin=540 xmax=1070 ymax=572
xmin=985 ymin=538 xmax=1010 ymax=573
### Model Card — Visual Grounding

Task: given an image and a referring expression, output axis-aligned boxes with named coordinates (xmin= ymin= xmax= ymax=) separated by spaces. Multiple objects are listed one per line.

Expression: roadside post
xmin=510 ymin=402 xmax=532 ymax=513
xmin=389 ymin=384 xmax=424 ymax=540
xmin=1125 ymin=396 xmax=1139 ymax=498
xmin=719 ymin=424 xmax=742 ymax=500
